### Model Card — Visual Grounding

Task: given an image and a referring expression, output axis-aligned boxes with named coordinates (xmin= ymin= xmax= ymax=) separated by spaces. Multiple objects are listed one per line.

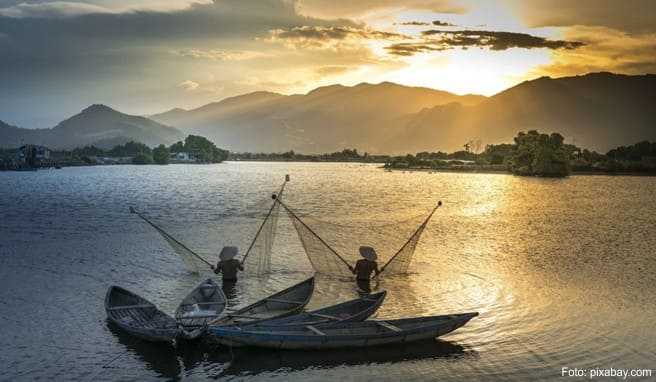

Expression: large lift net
xmin=131 ymin=178 xmax=288 ymax=276
xmin=276 ymin=198 xmax=442 ymax=278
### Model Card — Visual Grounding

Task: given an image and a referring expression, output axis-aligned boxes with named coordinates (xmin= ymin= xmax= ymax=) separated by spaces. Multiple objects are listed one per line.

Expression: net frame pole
xmin=240 ymin=176 xmax=289 ymax=265
xmin=129 ymin=207 xmax=213 ymax=268
xmin=272 ymin=196 xmax=353 ymax=271
xmin=373 ymin=200 xmax=442 ymax=279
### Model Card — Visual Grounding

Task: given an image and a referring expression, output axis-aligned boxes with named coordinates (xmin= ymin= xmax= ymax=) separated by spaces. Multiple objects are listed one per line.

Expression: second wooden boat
xmin=244 ymin=291 xmax=387 ymax=327
xmin=210 ymin=277 xmax=315 ymax=326
xmin=175 ymin=278 xmax=227 ymax=339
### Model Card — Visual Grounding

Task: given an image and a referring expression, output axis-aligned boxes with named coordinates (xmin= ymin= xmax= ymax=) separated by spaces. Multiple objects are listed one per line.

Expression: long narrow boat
xmin=244 ymin=291 xmax=387 ymax=327
xmin=105 ymin=286 xmax=179 ymax=342
xmin=175 ymin=278 xmax=227 ymax=339
xmin=210 ymin=277 xmax=315 ymax=326
xmin=209 ymin=313 xmax=478 ymax=350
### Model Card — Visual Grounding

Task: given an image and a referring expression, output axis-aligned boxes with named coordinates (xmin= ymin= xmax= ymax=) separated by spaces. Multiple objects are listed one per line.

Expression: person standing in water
xmin=349 ymin=246 xmax=380 ymax=292
xmin=212 ymin=246 xmax=244 ymax=283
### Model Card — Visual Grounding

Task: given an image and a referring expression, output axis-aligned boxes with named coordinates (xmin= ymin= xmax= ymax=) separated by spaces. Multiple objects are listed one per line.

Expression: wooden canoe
xmin=210 ymin=277 xmax=315 ymax=326
xmin=175 ymin=278 xmax=227 ymax=339
xmin=105 ymin=286 xmax=178 ymax=342
xmin=244 ymin=291 xmax=387 ymax=327
xmin=209 ymin=312 xmax=478 ymax=350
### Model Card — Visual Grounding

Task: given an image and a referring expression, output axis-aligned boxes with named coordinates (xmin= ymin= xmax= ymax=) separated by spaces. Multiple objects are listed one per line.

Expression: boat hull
xmin=209 ymin=313 xmax=477 ymax=350
xmin=105 ymin=286 xmax=179 ymax=343
xmin=107 ymin=319 xmax=179 ymax=342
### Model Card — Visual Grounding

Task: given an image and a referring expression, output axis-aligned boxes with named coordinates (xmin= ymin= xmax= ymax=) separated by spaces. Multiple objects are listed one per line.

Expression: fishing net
xmin=132 ymin=209 xmax=212 ymax=274
xmin=282 ymin=202 xmax=440 ymax=278
xmin=240 ymin=183 xmax=285 ymax=276
xmin=131 ymin=179 xmax=287 ymax=276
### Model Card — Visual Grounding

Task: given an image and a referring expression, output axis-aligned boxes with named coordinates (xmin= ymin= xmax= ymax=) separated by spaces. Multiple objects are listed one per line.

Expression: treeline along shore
xmin=231 ymin=130 xmax=656 ymax=178
xmin=2 ymin=130 xmax=656 ymax=178
xmin=381 ymin=130 xmax=656 ymax=177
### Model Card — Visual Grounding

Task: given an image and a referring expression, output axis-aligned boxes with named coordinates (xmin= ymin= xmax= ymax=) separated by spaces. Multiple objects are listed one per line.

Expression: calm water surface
xmin=0 ymin=163 xmax=654 ymax=381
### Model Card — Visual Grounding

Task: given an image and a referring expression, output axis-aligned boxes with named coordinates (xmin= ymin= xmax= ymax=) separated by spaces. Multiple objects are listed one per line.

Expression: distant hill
xmin=150 ymin=82 xmax=486 ymax=153
xmin=0 ymin=120 xmax=52 ymax=148
xmin=150 ymin=74 xmax=655 ymax=153
xmin=392 ymin=72 xmax=656 ymax=153
xmin=0 ymin=104 xmax=184 ymax=149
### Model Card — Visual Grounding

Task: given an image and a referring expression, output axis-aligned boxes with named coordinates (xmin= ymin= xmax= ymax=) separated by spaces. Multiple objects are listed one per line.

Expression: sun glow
xmin=379 ymin=48 xmax=552 ymax=96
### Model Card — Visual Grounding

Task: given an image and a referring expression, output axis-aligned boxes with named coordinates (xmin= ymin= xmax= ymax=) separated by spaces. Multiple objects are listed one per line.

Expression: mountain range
xmin=1 ymin=72 xmax=654 ymax=153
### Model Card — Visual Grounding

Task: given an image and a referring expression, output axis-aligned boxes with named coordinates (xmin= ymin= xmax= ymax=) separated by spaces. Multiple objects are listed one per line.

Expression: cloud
xmin=385 ymin=42 xmax=441 ymax=56
xmin=314 ymin=65 xmax=352 ymax=77
xmin=295 ymin=0 xmax=467 ymax=19
xmin=385 ymin=30 xmax=584 ymax=56
xmin=508 ymin=0 xmax=656 ymax=34
xmin=178 ymin=80 xmax=199 ymax=91
xmin=432 ymin=20 xmax=456 ymax=27
xmin=397 ymin=21 xmax=430 ymax=26
xmin=172 ymin=49 xmax=269 ymax=61
xmin=0 ymin=1 xmax=112 ymax=18
xmin=532 ymin=26 xmax=656 ymax=77
xmin=266 ymin=26 xmax=408 ymax=49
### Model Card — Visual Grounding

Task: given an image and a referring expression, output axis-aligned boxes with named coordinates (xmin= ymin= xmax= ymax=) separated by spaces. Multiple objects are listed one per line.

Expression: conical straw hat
xmin=359 ymin=246 xmax=378 ymax=261
xmin=219 ymin=246 xmax=239 ymax=261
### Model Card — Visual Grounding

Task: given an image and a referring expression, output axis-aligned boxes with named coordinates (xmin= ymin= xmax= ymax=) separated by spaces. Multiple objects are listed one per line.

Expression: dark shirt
xmin=214 ymin=259 xmax=243 ymax=280
xmin=353 ymin=259 xmax=379 ymax=280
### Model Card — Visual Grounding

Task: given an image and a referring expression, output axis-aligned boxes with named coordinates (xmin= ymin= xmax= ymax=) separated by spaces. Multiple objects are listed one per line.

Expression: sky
xmin=0 ymin=0 xmax=654 ymax=128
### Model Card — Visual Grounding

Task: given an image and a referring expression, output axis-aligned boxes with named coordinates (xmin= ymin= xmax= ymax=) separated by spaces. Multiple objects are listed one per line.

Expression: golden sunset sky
xmin=0 ymin=0 xmax=654 ymax=127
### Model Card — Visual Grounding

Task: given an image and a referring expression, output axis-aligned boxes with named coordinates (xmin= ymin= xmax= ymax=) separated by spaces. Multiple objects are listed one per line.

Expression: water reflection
xmin=221 ymin=280 xmax=238 ymax=301
xmin=220 ymin=340 xmax=472 ymax=377
xmin=107 ymin=323 xmax=181 ymax=378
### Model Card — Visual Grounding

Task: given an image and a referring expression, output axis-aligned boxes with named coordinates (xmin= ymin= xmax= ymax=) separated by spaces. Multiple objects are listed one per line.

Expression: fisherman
xmin=349 ymin=246 xmax=380 ymax=292
xmin=212 ymin=246 xmax=244 ymax=283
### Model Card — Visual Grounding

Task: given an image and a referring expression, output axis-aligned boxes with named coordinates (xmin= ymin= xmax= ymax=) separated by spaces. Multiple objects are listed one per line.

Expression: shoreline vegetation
xmin=230 ymin=130 xmax=656 ymax=177
xmin=380 ymin=131 xmax=656 ymax=177
xmin=2 ymin=130 xmax=655 ymax=177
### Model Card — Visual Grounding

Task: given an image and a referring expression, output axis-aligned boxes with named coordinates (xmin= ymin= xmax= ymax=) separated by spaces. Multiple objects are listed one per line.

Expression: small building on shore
xmin=17 ymin=145 xmax=51 ymax=167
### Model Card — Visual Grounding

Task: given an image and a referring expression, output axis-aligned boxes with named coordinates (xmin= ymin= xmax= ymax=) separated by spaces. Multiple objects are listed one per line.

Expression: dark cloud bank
xmin=386 ymin=30 xmax=585 ymax=56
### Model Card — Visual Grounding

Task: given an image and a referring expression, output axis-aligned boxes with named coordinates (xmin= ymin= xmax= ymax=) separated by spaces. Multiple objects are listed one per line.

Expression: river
xmin=1 ymin=162 xmax=654 ymax=381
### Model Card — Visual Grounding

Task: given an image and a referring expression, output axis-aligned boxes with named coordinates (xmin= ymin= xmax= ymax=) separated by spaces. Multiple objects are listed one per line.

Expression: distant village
xmin=0 ymin=134 xmax=228 ymax=171
xmin=0 ymin=144 xmax=202 ymax=171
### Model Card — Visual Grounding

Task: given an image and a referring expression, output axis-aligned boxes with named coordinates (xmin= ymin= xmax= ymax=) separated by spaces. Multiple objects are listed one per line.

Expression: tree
xmin=509 ymin=130 xmax=570 ymax=177
xmin=72 ymin=145 xmax=105 ymax=157
xmin=483 ymin=144 xmax=514 ymax=165
xmin=109 ymin=141 xmax=151 ymax=157
xmin=169 ymin=141 xmax=185 ymax=153
xmin=607 ymin=141 xmax=656 ymax=161
xmin=132 ymin=152 xmax=153 ymax=164
xmin=153 ymin=144 xmax=170 ymax=165
xmin=183 ymin=135 xmax=228 ymax=163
